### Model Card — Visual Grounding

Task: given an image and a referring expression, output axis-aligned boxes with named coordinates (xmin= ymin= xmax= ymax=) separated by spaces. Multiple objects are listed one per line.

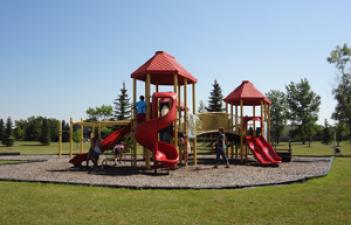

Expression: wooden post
xmin=145 ymin=74 xmax=151 ymax=169
xmin=178 ymin=84 xmax=181 ymax=129
xmin=261 ymin=101 xmax=264 ymax=138
xmin=240 ymin=100 xmax=244 ymax=161
xmin=58 ymin=120 xmax=62 ymax=158
xmin=173 ymin=74 xmax=179 ymax=154
xmin=235 ymin=105 xmax=238 ymax=133
xmin=253 ymin=105 xmax=256 ymax=136
xmin=225 ymin=103 xmax=228 ymax=113
xmin=192 ymin=83 xmax=197 ymax=165
xmin=267 ymin=104 xmax=271 ymax=143
xmin=183 ymin=79 xmax=188 ymax=167
xmin=98 ymin=122 xmax=102 ymax=140
xmin=80 ymin=118 xmax=84 ymax=154
xmin=132 ymin=78 xmax=137 ymax=167
xmin=69 ymin=117 xmax=73 ymax=157
xmin=230 ymin=105 xmax=234 ymax=159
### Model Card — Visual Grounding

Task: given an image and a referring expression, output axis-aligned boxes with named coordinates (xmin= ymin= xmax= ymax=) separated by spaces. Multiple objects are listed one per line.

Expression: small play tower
xmin=224 ymin=80 xmax=280 ymax=165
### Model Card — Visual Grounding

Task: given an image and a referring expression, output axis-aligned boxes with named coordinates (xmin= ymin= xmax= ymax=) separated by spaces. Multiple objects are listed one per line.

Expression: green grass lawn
xmin=0 ymin=157 xmax=350 ymax=225
xmin=277 ymin=141 xmax=351 ymax=156
xmin=0 ymin=141 xmax=90 ymax=155
xmin=0 ymin=142 xmax=350 ymax=224
xmin=1 ymin=140 xmax=350 ymax=157
xmin=0 ymin=160 xmax=23 ymax=165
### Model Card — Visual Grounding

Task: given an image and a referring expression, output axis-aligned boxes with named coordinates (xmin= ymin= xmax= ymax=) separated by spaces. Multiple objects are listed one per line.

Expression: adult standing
xmin=214 ymin=127 xmax=230 ymax=168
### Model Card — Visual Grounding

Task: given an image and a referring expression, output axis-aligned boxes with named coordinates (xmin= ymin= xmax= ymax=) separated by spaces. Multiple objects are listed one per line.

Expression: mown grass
xmin=0 ymin=157 xmax=350 ymax=225
xmin=277 ymin=141 xmax=351 ymax=156
xmin=0 ymin=160 xmax=23 ymax=165
xmin=0 ymin=141 xmax=90 ymax=155
xmin=1 ymin=141 xmax=350 ymax=156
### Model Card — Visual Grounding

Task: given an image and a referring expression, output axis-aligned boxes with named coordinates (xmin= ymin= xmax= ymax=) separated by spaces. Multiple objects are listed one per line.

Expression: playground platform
xmin=0 ymin=155 xmax=332 ymax=189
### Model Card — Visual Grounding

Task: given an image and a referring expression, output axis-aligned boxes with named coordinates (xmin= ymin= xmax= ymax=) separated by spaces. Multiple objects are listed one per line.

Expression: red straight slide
xmin=135 ymin=92 xmax=179 ymax=168
xmin=245 ymin=136 xmax=281 ymax=166
xmin=69 ymin=125 xmax=131 ymax=167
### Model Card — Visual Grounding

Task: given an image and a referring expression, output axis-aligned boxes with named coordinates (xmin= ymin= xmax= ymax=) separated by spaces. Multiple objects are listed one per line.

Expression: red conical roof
xmin=224 ymin=80 xmax=271 ymax=106
xmin=131 ymin=51 xmax=197 ymax=85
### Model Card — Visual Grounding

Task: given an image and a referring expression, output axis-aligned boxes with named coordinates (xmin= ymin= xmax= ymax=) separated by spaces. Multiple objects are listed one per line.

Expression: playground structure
xmin=223 ymin=80 xmax=281 ymax=165
xmin=60 ymin=51 xmax=281 ymax=168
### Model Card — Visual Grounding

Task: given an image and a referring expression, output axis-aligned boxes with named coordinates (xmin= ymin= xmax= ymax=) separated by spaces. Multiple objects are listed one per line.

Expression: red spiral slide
xmin=134 ymin=92 xmax=179 ymax=168
xmin=69 ymin=125 xmax=131 ymax=167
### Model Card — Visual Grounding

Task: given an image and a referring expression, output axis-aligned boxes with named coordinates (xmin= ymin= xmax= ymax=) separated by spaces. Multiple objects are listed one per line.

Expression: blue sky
xmin=0 ymin=0 xmax=350 ymax=124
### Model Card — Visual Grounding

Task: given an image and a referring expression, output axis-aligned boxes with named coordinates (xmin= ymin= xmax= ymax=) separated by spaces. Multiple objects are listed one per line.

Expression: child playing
xmin=113 ymin=141 xmax=125 ymax=165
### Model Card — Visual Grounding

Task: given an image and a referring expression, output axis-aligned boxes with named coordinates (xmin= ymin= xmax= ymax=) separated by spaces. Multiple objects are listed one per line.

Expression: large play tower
xmin=131 ymin=51 xmax=198 ymax=167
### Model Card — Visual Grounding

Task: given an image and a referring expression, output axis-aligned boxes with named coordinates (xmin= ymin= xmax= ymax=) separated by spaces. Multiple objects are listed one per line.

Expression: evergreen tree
xmin=322 ymin=119 xmax=333 ymax=145
xmin=2 ymin=117 xmax=15 ymax=147
xmin=327 ymin=44 xmax=351 ymax=142
xmin=114 ymin=82 xmax=131 ymax=120
xmin=198 ymin=100 xmax=206 ymax=113
xmin=286 ymin=78 xmax=321 ymax=147
xmin=39 ymin=118 xmax=50 ymax=145
xmin=206 ymin=79 xmax=224 ymax=112
xmin=266 ymin=90 xmax=288 ymax=145
xmin=0 ymin=119 xmax=4 ymax=141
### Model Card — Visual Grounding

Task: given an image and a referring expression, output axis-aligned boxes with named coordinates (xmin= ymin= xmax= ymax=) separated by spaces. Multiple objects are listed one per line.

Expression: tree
xmin=206 ymin=79 xmax=224 ymax=112
xmin=266 ymin=90 xmax=288 ymax=145
xmin=327 ymin=44 xmax=351 ymax=142
xmin=198 ymin=100 xmax=206 ymax=113
xmin=322 ymin=119 xmax=333 ymax=145
xmin=86 ymin=105 xmax=113 ymax=121
xmin=114 ymin=82 xmax=131 ymax=120
xmin=0 ymin=119 xmax=4 ymax=141
xmin=39 ymin=119 xmax=50 ymax=145
xmin=2 ymin=117 xmax=15 ymax=147
xmin=286 ymin=78 xmax=321 ymax=147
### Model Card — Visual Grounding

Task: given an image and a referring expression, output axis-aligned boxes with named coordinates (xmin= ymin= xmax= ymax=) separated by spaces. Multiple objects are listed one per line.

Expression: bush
xmin=2 ymin=135 xmax=15 ymax=147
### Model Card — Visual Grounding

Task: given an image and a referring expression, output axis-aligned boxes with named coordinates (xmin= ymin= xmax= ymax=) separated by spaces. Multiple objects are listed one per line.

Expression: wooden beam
xmin=253 ymin=105 xmax=256 ymax=136
xmin=58 ymin=120 xmax=62 ymax=158
xmin=230 ymin=104 xmax=234 ymax=159
xmin=267 ymin=104 xmax=271 ymax=143
xmin=235 ymin=105 xmax=238 ymax=133
xmin=240 ymin=100 xmax=244 ymax=161
xmin=192 ymin=83 xmax=197 ymax=165
xmin=72 ymin=120 xmax=131 ymax=127
xmin=173 ymin=74 xmax=179 ymax=154
xmin=132 ymin=78 xmax=137 ymax=167
xmin=80 ymin=118 xmax=84 ymax=154
xmin=145 ymin=74 xmax=151 ymax=169
xmin=261 ymin=101 xmax=264 ymax=138
xmin=184 ymin=78 xmax=188 ymax=167
xmin=178 ymin=84 xmax=181 ymax=128
xmin=69 ymin=117 xmax=73 ymax=157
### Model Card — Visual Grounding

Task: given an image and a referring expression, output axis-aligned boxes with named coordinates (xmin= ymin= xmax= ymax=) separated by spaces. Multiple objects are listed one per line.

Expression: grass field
xmin=0 ymin=142 xmax=350 ymax=224
xmin=0 ymin=157 xmax=350 ymax=225
xmin=0 ymin=160 xmax=22 ymax=165
xmin=1 ymin=140 xmax=350 ymax=156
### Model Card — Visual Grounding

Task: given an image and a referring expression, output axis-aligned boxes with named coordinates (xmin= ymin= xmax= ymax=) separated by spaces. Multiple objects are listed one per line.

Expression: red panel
xmin=224 ymin=80 xmax=272 ymax=106
xmin=131 ymin=51 xmax=197 ymax=85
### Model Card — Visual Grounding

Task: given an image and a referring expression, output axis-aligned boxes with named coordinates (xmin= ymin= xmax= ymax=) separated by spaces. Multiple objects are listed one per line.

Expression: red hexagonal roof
xmin=131 ymin=51 xmax=197 ymax=85
xmin=224 ymin=80 xmax=271 ymax=106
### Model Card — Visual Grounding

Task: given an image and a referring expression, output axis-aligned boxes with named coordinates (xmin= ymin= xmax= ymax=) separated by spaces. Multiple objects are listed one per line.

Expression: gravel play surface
xmin=0 ymin=155 xmax=332 ymax=189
